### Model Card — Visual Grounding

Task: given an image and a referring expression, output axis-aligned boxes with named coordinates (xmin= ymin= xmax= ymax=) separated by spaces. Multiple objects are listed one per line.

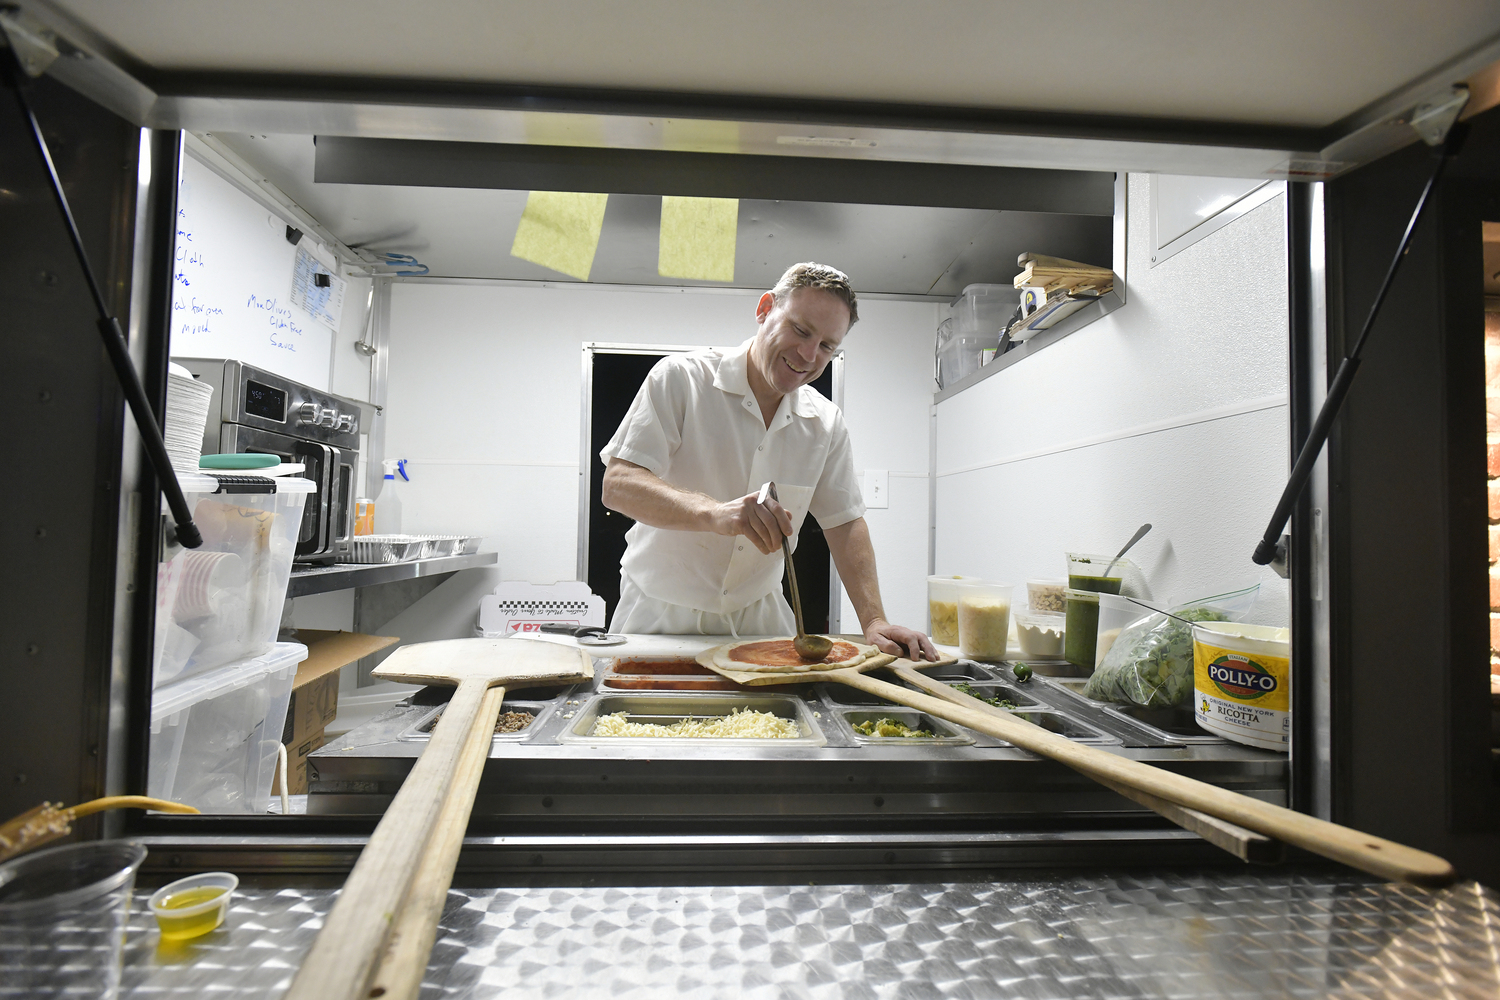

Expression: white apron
xmin=610 ymin=572 xmax=795 ymax=637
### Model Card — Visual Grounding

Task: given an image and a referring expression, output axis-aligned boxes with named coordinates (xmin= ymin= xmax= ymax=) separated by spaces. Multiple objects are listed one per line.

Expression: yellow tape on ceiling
xmin=510 ymin=191 xmax=609 ymax=280
xmin=659 ymin=196 xmax=738 ymax=282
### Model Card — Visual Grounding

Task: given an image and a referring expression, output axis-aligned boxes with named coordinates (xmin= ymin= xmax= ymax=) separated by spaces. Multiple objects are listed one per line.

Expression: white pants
xmin=610 ymin=573 xmax=795 ymax=636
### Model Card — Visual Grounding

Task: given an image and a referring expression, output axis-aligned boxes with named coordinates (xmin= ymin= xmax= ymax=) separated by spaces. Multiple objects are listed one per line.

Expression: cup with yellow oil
xmin=148 ymin=872 xmax=238 ymax=941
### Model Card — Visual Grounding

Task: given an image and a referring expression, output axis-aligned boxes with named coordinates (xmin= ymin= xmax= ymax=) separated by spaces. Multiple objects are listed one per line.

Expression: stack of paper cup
xmin=172 ymin=549 xmax=247 ymax=621
xmin=165 ymin=362 xmax=214 ymax=476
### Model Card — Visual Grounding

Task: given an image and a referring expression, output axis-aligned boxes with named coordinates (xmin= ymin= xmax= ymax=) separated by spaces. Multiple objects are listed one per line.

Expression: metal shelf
xmin=287 ymin=552 xmax=496 ymax=598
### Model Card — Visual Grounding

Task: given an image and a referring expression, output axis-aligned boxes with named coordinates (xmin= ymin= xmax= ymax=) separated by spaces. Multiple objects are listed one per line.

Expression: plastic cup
xmin=0 ymin=840 xmax=147 ymax=998
xmin=1094 ymin=593 xmax=1164 ymax=667
xmin=957 ymin=582 xmax=1013 ymax=661
xmin=149 ymin=872 xmax=237 ymax=941
xmin=173 ymin=549 xmax=247 ymax=621
xmin=927 ymin=575 xmax=980 ymax=646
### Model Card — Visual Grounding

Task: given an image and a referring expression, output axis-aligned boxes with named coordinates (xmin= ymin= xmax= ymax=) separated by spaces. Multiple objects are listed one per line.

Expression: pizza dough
xmin=713 ymin=637 xmax=879 ymax=673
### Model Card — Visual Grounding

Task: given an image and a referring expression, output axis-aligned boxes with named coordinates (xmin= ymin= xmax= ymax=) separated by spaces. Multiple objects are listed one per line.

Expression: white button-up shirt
xmin=600 ymin=338 xmax=865 ymax=614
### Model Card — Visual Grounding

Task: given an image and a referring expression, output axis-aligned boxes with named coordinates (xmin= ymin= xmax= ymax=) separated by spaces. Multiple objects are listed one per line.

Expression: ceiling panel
xmin=41 ymin=0 xmax=1500 ymax=128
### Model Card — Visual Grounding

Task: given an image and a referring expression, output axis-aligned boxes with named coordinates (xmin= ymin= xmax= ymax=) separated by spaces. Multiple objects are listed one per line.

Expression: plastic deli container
xmin=957 ymin=582 xmax=1014 ymax=662
xmin=1013 ymin=609 xmax=1065 ymax=658
xmin=1065 ymin=552 xmax=1129 ymax=594
xmin=154 ymin=474 xmax=314 ymax=688
xmin=1192 ymin=622 xmax=1291 ymax=751
xmin=1063 ymin=588 xmax=1101 ymax=668
xmin=149 ymin=641 xmax=307 ymax=814
xmin=0 ymin=840 xmax=147 ymax=998
xmin=149 ymin=872 xmax=238 ymax=941
xmin=1094 ymin=593 xmax=1162 ymax=668
xmin=1026 ymin=579 xmax=1067 ymax=614
xmin=927 ymin=575 xmax=981 ymax=646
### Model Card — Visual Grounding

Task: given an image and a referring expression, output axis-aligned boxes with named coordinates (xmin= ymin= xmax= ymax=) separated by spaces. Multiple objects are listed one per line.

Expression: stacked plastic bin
xmin=149 ymin=474 xmax=314 ymax=814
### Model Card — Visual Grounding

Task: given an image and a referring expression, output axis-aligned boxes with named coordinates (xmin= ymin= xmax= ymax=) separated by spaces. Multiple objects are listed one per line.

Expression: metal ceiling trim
xmin=14 ymin=2 xmax=1498 ymax=182
xmin=311 ymin=136 xmax=1116 ymax=215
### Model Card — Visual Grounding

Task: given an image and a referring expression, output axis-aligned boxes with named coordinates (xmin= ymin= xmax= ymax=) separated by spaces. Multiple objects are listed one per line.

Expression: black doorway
xmin=585 ymin=348 xmax=835 ymax=630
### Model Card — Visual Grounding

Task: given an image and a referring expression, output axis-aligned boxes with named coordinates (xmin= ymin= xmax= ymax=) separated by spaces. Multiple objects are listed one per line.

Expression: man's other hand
xmin=713 ymin=492 xmax=792 ymax=555
xmin=865 ymin=619 xmax=939 ymax=661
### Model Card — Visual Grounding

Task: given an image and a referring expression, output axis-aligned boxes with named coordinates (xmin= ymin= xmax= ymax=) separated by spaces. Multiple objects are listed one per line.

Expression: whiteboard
xmin=169 ymin=154 xmax=334 ymax=389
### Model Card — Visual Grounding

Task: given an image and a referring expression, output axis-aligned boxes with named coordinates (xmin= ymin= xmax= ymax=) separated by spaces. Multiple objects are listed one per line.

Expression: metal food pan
xmin=557 ymin=693 xmax=827 ymax=746
xmin=837 ymin=709 xmax=972 ymax=746
xmin=399 ymin=699 xmax=556 ymax=742
xmin=968 ymin=709 xmax=1119 ymax=748
xmin=1096 ymin=703 xmax=1221 ymax=744
xmin=346 ymin=534 xmax=429 ymax=564
xmin=932 ymin=680 xmax=1043 ymax=709
xmin=1034 ymin=677 xmax=1221 ymax=745
xmin=918 ymin=661 xmax=1001 ymax=682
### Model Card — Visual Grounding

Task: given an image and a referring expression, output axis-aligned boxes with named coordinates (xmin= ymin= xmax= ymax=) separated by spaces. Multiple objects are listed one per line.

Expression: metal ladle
xmin=760 ymin=483 xmax=833 ymax=660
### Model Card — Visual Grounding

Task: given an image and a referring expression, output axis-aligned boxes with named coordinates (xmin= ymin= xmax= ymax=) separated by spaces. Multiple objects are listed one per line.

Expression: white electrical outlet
xmin=863 ymin=470 xmax=889 ymax=509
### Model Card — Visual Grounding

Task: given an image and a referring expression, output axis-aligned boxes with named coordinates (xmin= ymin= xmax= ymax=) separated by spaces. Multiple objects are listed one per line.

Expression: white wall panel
xmin=383 ymin=280 xmax=939 ymax=640
xmin=934 ymin=175 xmax=1290 ymax=626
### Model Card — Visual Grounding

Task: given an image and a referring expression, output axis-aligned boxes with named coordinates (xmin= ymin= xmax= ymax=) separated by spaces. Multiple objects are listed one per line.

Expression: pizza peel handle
xmin=282 ymin=639 xmax=592 ymax=1000
xmin=830 ymin=668 xmax=1455 ymax=887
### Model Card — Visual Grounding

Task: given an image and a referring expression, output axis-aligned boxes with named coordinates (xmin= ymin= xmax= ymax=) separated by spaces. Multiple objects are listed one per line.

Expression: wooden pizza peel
xmin=696 ymin=641 xmax=1455 ymax=886
xmin=283 ymin=637 xmax=593 ymax=1000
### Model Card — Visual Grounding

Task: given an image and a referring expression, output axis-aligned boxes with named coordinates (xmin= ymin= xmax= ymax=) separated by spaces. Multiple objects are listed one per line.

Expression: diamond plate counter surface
xmin=115 ymin=872 xmax=1500 ymax=999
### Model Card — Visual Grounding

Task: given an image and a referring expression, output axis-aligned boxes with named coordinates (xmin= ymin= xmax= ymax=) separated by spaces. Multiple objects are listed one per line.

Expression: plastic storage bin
xmin=153 ymin=473 xmax=314 ymax=687
xmin=149 ymin=642 xmax=307 ymax=814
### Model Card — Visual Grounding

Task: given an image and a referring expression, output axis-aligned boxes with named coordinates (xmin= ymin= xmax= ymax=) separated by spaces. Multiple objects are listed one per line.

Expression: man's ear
xmin=755 ymin=291 xmax=776 ymax=323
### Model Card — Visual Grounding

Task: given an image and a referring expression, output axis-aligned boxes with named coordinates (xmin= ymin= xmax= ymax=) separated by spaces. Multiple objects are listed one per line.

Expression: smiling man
xmin=600 ymin=262 xmax=936 ymax=660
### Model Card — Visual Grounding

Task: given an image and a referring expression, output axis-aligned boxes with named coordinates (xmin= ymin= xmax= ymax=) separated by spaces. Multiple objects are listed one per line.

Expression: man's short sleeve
xmin=599 ymin=356 xmax=685 ymax=477
xmin=808 ymin=412 xmax=865 ymax=529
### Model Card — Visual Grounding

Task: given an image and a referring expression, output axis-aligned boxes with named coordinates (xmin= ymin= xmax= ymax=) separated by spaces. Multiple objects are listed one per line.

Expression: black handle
xmin=3 ymin=47 xmax=201 ymax=547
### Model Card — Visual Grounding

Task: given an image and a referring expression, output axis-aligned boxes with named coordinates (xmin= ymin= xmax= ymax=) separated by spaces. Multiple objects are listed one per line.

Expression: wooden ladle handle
xmin=841 ymin=668 xmax=1455 ymax=886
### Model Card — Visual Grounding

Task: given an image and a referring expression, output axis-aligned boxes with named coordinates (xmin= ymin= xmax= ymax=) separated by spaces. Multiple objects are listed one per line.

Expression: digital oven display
xmin=244 ymin=380 xmax=287 ymax=421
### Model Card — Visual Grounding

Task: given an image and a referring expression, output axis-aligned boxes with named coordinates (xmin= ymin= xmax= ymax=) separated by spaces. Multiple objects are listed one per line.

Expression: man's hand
xmin=711 ymin=492 xmax=792 ymax=554
xmin=865 ymin=618 xmax=939 ymax=661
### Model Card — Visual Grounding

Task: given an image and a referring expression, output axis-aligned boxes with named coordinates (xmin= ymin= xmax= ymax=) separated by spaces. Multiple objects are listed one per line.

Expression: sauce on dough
xmin=728 ymin=639 xmax=861 ymax=667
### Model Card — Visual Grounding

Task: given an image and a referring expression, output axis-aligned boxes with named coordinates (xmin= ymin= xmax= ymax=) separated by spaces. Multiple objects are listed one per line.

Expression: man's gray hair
xmin=771 ymin=262 xmax=859 ymax=327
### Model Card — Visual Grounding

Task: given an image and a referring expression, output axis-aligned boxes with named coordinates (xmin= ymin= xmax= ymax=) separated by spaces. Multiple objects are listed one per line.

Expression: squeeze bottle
xmin=379 ymin=458 xmax=409 ymax=533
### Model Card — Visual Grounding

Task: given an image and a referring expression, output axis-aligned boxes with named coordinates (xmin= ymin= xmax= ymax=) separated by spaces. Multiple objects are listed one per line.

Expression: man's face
xmin=751 ymin=287 xmax=851 ymax=396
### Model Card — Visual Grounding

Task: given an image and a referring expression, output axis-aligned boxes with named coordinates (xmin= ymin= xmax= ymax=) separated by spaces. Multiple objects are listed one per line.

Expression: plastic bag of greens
xmin=1082 ymin=583 xmax=1260 ymax=708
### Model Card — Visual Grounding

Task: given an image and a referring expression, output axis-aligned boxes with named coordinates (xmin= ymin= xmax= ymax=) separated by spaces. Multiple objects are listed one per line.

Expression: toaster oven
xmin=174 ymin=358 xmax=363 ymax=564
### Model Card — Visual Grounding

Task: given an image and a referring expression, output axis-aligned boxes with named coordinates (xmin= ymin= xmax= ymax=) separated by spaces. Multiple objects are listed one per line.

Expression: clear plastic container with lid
xmin=1013 ymin=608 xmax=1066 ymax=658
xmin=927 ymin=575 xmax=980 ymax=646
xmin=957 ymin=581 xmax=1014 ymax=661
xmin=1026 ymin=579 xmax=1067 ymax=614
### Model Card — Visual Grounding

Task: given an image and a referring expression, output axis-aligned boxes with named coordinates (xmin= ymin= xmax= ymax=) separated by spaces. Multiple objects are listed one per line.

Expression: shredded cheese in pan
xmin=591 ymin=708 xmax=799 ymax=739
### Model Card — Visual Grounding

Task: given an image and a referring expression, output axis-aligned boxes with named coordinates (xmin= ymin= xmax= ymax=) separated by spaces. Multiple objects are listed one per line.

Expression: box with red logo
xmin=477 ymin=581 xmax=605 ymax=637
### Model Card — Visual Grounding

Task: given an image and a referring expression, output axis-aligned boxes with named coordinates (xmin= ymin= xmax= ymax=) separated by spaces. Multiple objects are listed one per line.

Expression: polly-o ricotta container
xmin=1191 ymin=621 xmax=1291 ymax=751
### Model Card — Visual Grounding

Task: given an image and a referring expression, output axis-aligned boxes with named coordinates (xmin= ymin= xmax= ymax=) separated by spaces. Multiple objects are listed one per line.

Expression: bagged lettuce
xmin=1082 ymin=584 xmax=1259 ymax=708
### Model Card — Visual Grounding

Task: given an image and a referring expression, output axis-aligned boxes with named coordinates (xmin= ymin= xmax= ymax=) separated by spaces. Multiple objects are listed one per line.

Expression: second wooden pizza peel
xmin=695 ymin=642 xmax=1455 ymax=886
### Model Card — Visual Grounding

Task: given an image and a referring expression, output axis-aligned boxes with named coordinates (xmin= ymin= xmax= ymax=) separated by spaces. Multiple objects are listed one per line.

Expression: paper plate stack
xmin=165 ymin=362 xmax=215 ymax=476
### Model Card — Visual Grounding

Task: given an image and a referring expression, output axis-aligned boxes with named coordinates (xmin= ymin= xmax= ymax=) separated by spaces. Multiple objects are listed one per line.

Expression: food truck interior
xmin=3 ymin=2 xmax=1500 ymax=995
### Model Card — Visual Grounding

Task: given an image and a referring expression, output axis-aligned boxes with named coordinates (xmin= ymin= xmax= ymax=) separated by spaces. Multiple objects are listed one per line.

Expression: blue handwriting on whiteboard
xmin=247 ymin=294 xmax=303 ymax=351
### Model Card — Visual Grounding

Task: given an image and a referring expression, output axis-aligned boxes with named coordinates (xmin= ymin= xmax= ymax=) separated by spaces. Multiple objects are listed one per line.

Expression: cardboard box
xmin=273 ymin=630 xmax=399 ymax=796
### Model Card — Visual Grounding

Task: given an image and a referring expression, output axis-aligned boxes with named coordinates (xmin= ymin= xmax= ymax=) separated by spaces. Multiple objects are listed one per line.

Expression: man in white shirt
xmin=600 ymin=262 xmax=937 ymax=661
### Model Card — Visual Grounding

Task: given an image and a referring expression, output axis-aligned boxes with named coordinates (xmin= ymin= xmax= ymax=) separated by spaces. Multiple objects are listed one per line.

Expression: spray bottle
xmin=379 ymin=458 xmax=409 ymax=534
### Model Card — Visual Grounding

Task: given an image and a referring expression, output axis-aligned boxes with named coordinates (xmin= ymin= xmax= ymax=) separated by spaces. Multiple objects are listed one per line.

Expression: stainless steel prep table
xmin=114 ymin=871 xmax=1500 ymax=998
xmin=304 ymin=635 xmax=1288 ymax=837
